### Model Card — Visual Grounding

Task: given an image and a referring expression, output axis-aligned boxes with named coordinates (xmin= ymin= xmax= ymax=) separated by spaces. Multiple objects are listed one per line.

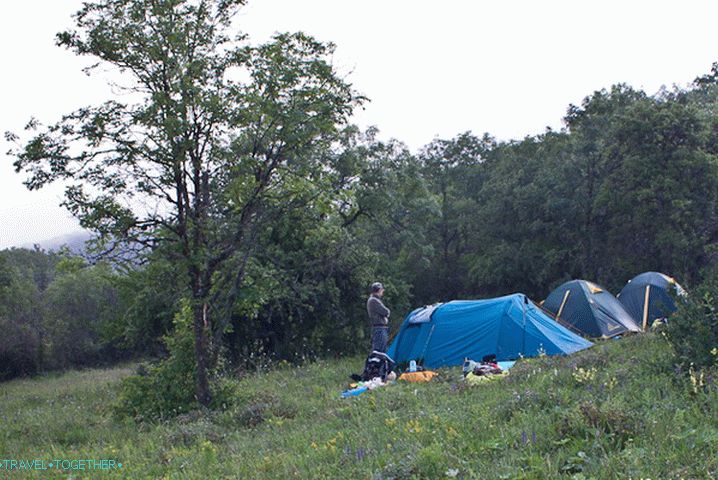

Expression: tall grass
xmin=1 ymin=334 xmax=716 ymax=479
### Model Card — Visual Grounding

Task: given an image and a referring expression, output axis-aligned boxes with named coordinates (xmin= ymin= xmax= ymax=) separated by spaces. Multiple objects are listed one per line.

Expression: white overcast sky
xmin=2 ymin=0 xmax=718 ymax=249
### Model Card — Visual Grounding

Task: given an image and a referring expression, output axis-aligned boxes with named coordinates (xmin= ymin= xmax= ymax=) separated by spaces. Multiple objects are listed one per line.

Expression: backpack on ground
xmin=351 ymin=351 xmax=396 ymax=382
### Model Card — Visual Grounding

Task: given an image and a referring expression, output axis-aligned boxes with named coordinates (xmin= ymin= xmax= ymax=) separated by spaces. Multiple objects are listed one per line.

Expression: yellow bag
xmin=399 ymin=371 xmax=438 ymax=382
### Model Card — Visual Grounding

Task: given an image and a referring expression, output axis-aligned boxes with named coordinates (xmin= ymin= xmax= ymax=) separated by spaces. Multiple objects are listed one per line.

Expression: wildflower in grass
xmin=200 ymin=440 xmax=216 ymax=453
xmin=446 ymin=426 xmax=458 ymax=438
xmin=572 ymin=367 xmax=597 ymax=384
xmin=688 ymin=363 xmax=706 ymax=394
xmin=405 ymin=419 xmax=422 ymax=433
xmin=385 ymin=417 xmax=397 ymax=427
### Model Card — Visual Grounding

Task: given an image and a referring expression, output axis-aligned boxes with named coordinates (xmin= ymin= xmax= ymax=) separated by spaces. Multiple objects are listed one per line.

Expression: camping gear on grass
xmin=618 ymin=272 xmax=686 ymax=330
xmin=398 ymin=371 xmax=438 ymax=382
xmin=386 ymin=293 xmax=593 ymax=369
xmin=472 ymin=362 xmax=503 ymax=376
xmin=463 ymin=357 xmax=501 ymax=377
xmin=350 ymin=351 xmax=396 ymax=382
xmin=465 ymin=370 xmax=507 ymax=385
xmin=543 ymin=280 xmax=641 ymax=339
xmin=341 ymin=385 xmax=369 ymax=398
xmin=341 ymin=372 xmax=396 ymax=398
xmin=462 ymin=356 xmax=512 ymax=385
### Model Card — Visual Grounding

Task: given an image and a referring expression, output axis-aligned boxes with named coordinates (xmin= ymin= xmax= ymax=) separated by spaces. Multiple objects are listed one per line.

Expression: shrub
xmin=665 ymin=276 xmax=718 ymax=369
xmin=112 ymin=299 xmax=236 ymax=421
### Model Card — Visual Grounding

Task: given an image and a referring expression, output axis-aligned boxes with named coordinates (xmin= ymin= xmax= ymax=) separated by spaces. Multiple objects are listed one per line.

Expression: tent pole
xmin=521 ymin=296 xmax=527 ymax=356
xmin=642 ymin=284 xmax=651 ymax=331
xmin=556 ymin=290 xmax=571 ymax=320
xmin=418 ymin=325 xmax=436 ymax=365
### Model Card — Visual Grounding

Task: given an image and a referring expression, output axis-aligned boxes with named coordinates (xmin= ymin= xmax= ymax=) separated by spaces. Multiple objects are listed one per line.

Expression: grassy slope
xmin=0 ymin=334 xmax=716 ymax=479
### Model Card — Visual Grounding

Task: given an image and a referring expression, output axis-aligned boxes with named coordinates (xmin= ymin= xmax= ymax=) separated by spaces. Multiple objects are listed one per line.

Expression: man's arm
xmin=370 ymin=297 xmax=390 ymax=318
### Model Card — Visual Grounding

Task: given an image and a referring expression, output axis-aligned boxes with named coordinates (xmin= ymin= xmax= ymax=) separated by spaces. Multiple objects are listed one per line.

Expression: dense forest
xmin=4 ymin=79 xmax=718 ymax=382
xmin=3 ymin=1 xmax=718 ymax=415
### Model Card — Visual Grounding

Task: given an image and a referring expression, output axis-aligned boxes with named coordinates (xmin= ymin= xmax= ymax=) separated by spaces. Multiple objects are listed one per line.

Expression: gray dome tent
xmin=618 ymin=272 xmax=686 ymax=330
xmin=543 ymin=280 xmax=642 ymax=339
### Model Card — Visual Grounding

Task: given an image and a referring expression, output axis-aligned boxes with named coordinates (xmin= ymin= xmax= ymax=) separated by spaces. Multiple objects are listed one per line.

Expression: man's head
xmin=371 ymin=282 xmax=385 ymax=297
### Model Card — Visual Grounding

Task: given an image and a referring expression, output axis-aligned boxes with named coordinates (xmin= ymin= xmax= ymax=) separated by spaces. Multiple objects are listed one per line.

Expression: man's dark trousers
xmin=371 ymin=326 xmax=388 ymax=353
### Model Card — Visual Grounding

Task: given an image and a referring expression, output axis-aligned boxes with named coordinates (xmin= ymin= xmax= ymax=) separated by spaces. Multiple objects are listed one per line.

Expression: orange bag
xmin=398 ymin=371 xmax=438 ymax=382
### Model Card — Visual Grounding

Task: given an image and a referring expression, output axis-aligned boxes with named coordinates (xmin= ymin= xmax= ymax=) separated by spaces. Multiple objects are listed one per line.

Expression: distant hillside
xmin=21 ymin=230 xmax=93 ymax=253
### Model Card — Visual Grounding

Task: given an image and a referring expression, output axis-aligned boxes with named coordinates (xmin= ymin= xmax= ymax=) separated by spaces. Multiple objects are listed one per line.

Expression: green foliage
xmin=666 ymin=274 xmax=718 ymax=369
xmin=54 ymin=254 xmax=87 ymax=274
xmin=43 ymin=261 xmax=124 ymax=368
xmin=114 ymin=250 xmax=187 ymax=354
xmin=113 ymin=298 xmax=235 ymax=421
xmin=0 ymin=247 xmax=136 ymax=380
xmin=223 ymin=213 xmax=386 ymax=363
xmin=0 ymin=253 xmax=43 ymax=379
xmin=113 ymin=298 xmax=199 ymax=421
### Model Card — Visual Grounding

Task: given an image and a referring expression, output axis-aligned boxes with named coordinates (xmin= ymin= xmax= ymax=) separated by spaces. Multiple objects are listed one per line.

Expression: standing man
xmin=367 ymin=282 xmax=390 ymax=353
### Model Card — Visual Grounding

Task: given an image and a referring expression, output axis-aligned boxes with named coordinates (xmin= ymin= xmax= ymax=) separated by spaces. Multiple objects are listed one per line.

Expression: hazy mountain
xmin=21 ymin=231 xmax=93 ymax=253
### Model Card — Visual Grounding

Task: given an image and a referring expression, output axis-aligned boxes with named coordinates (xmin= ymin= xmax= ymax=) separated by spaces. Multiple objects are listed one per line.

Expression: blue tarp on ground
xmin=497 ymin=360 xmax=516 ymax=371
xmin=618 ymin=272 xmax=686 ymax=327
xmin=386 ymin=293 xmax=593 ymax=369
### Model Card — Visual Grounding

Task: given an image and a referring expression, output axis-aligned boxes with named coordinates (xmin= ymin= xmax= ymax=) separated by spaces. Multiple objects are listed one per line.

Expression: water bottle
xmin=409 ymin=360 xmax=417 ymax=372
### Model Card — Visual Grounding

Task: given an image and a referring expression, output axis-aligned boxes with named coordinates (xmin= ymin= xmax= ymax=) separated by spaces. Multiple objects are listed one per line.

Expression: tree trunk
xmin=192 ymin=285 xmax=212 ymax=407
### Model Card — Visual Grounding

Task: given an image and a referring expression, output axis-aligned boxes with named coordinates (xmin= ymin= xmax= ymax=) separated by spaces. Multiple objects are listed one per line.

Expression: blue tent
xmin=543 ymin=280 xmax=641 ymax=339
xmin=618 ymin=272 xmax=686 ymax=329
xmin=386 ymin=293 xmax=593 ymax=369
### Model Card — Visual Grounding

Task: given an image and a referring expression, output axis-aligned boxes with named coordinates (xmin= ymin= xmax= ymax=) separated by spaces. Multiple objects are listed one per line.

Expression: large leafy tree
xmin=563 ymin=85 xmax=647 ymax=282
xmin=6 ymin=0 xmax=362 ymax=405
xmin=419 ymin=132 xmax=491 ymax=300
